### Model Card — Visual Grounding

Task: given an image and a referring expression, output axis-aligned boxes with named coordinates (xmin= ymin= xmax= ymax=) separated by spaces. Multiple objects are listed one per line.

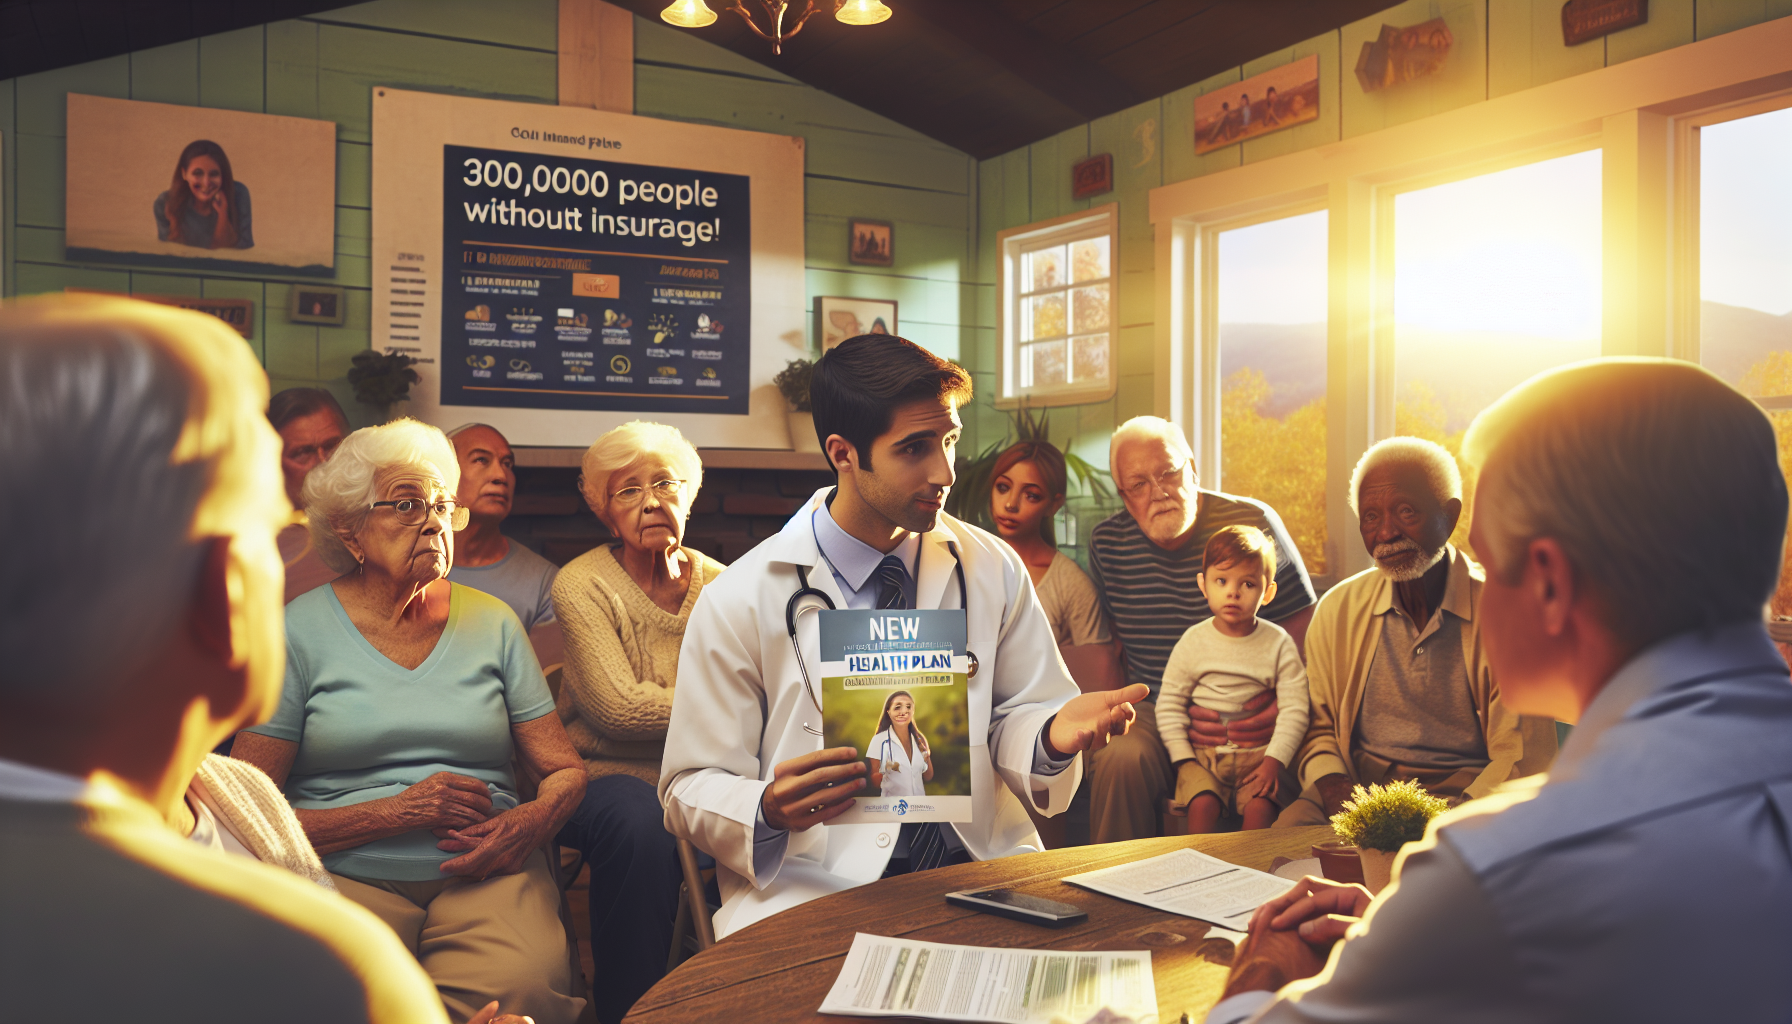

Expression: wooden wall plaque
xmin=1562 ymin=0 xmax=1647 ymax=46
xmin=1071 ymin=153 xmax=1113 ymax=200
xmin=66 ymin=288 xmax=255 ymax=338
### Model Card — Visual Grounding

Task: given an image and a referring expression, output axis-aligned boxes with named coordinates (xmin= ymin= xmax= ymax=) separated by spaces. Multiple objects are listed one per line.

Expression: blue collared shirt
xmin=1209 ymin=620 xmax=1792 ymax=1024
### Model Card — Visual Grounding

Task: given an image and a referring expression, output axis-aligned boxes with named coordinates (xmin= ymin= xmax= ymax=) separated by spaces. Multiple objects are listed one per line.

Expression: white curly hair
xmin=302 ymin=417 xmax=460 ymax=573
xmin=1347 ymin=436 xmax=1462 ymax=514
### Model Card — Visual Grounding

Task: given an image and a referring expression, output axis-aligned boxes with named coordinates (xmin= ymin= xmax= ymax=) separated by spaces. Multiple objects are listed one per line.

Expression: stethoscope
xmin=786 ymin=537 xmax=977 ymax=737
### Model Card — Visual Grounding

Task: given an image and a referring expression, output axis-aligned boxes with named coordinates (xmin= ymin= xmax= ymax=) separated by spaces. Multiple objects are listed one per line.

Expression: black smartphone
xmin=945 ymin=888 xmax=1088 ymax=928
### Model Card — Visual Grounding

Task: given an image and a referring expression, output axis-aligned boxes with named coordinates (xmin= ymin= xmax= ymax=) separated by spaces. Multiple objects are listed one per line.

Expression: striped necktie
xmin=875 ymin=554 xmax=911 ymax=610
xmin=870 ymin=552 xmax=955 ymax=875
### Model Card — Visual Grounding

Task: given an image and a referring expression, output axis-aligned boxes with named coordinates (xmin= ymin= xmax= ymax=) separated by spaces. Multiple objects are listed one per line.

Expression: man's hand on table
xmin=762 ymin=747 xmax=866 ymax=832
xmin=1187 ymin=690 xmax=1277 ymax=748
xmin=1315 ymin=773 xmax=1357 ymax=817
xmin=1221 ymin=876 xmax=1372 ymax=1000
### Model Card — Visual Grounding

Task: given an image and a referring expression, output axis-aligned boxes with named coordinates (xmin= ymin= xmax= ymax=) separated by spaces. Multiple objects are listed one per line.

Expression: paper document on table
xmin=818 ymin=932 xmax=1157 ymax=1024
xmin=1063 ymin=849 xmax=1293 ymax=931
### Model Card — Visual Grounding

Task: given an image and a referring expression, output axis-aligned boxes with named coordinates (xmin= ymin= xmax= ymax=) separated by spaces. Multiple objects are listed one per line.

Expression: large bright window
xmin=1393 ymin=149 xmax=1603 ymax=547
xmin=1700 ymin=106 xmax=1792 ymax=403
xmin=998 ymin=205 xmax=1118 ymax=407
xmin=1217 ymin=210 xmax=1329 ymax=573
xmin=1700 ymin=103 xmax=1792 ymax=616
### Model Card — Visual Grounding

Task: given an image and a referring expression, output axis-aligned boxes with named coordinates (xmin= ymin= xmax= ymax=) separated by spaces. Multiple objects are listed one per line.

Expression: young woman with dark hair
xmin=153 ymin=140 xmax=255 ymax=250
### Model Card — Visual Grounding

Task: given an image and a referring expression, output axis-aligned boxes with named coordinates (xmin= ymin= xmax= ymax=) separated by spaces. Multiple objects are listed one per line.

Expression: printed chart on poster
xmin=443 ymin=146 xmax=750 ymax=415
xmin=372 ymin=88 xmax=805 ymax=449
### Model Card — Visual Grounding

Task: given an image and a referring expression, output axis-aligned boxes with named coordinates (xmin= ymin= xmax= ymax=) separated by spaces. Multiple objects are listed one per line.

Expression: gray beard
xmin=1374 ymin=540 xmax=1446 ymax=582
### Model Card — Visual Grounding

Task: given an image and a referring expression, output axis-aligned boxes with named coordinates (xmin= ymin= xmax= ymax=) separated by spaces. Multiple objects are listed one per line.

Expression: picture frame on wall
xmin=289 ymin=284 xmax=347 ymax=326
xmin=848 ymin=218 xmax=893 ymax=266
xmin=817 ymin=296 xmax=898 ymax=350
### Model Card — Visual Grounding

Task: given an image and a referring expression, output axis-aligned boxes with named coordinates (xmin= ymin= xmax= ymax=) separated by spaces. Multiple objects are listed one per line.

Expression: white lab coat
xmin=659 ymin=488 xmax=1084 ymax=938
xmin=868 ymin=727 xmax=929 ymax=798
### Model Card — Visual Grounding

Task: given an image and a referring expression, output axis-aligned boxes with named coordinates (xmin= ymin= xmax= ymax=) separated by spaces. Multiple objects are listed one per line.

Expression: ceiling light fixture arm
xmin=722 ymin=0 xmax=822 ymax=54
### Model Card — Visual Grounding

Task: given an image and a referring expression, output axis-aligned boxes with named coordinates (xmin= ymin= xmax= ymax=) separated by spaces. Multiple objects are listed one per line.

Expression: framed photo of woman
xmin=64 ymin=93 xmax=337 ymax=275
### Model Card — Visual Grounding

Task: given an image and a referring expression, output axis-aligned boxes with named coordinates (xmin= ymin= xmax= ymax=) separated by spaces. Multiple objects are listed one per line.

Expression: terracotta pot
xmin=788 ymin=410 xmax=821 ymax=453
xmin=1359 ymin=846 xmax=1399 ymax=894
xmin=1310 ymin=840 xmax=1364 ymax=885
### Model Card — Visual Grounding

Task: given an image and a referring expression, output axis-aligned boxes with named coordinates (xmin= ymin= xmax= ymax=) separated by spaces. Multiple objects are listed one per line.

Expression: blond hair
xmin=0 ymin=294 xmax=284 ymax=698
xmin=1461 ymin=358 xmax=1786 ymax=647
xmin=577 ymin=420 xmax=703 ymax=509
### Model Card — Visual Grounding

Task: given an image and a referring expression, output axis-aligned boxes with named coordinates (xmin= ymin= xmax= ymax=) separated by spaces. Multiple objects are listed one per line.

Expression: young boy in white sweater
xmin=1156 ymin=525 xmax=1309 ymax=831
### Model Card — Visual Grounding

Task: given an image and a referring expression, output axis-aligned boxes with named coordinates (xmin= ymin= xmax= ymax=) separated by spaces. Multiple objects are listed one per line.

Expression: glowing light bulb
xmin=835 ymin=0 xmax=892 ymax=26
xmin=661 ymin=0 xmax=718 ymax=28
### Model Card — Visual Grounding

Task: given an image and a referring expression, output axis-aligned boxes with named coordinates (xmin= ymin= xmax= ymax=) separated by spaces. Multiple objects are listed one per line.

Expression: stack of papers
xmin=819 ymin=932 xmax=1157 ymax=1024
xmin=1064 ymin=849 xmax=1293 ymax=932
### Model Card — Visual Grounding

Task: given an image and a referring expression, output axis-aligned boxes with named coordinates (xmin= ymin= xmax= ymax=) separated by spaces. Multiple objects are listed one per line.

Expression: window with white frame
xmin=998 ymin=205 xmax=1118 ymax=407
xmin=1698 ymin=103 xmax=1792 ymax=405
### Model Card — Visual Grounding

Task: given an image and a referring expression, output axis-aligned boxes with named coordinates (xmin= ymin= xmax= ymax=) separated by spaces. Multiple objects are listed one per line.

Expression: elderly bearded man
xmin=1274 ymin=437 xmax=1554 ymax=828
xmin=1088 ymin=416 xmax=1317 ymax=843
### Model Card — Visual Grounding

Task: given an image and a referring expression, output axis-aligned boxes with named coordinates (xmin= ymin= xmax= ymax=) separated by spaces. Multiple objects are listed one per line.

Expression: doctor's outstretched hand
xmin=1045 ymin=683 xmax=1150 ymax=758
xmin=762 ymin=746 xmax=868 ymax=832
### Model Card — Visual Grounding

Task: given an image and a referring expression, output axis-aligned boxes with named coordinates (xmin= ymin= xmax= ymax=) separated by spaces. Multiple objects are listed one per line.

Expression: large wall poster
xmin=373 ymin=88 xmax=806 ymax=449
xmin=65 ymin=94 xmax=337 ymax=275
xmin=442 ymin=145 xmax=751 ymax=415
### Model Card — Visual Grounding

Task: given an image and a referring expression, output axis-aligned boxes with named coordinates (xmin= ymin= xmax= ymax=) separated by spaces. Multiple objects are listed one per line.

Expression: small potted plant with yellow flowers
xmin=1328 ymin=779 xmax=1451 ymax=894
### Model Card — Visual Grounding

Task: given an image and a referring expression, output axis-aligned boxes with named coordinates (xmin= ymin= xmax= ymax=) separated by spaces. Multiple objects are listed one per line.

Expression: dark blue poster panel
xmin=440 ymin=144 xmax=750 ymax=414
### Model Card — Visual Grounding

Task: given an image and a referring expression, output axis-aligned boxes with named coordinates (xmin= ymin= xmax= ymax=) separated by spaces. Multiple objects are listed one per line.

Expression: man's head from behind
xmin=811 ymin=334 xmax=971 ymax=534
xmin=1111 ymin=416 xmax=1200 ymax=547
xmin=0 ymin=295 xmax=288 ymax=777
xmin=268 ymin=386 xmax=347 ymax=508
xmin=447 ymin=423 xmax=516 ymax=525
xmin=1349 ymin=437 xmax=1463 ymax=581
xmin=1462 ymin=358 xmax=1787 ymax=720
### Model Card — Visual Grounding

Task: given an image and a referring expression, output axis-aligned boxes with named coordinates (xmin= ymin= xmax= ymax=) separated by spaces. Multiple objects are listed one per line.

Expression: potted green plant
xmin=1327 ymin=779 xmax=1450 ymax=894
xmin=773 ymin=358 xmax=819 ymax=453
xmin=347 ymin=349 xmax=421 ymax=423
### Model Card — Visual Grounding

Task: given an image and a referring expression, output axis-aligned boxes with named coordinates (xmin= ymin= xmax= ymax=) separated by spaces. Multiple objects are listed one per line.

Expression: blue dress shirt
xmin=1209 ymin=620 xmax=1792 ymax=1024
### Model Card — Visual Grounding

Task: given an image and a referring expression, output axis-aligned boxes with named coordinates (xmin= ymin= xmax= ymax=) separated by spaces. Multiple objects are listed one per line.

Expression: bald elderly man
xmin=1274 ymin=436 xmax=1554 ymax=828
xmin=444 ymin=423 xmax=563 ymax=666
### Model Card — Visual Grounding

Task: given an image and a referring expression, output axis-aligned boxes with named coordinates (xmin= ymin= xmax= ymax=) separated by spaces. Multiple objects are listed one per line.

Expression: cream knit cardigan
xmin=193 ymin=753 xmax=336 ymax=890
xmin=552 ymin=543 xmax=724 ymax=784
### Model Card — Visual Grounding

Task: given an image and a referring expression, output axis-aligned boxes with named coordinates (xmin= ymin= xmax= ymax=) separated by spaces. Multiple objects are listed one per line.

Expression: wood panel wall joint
xmin=559 ymin=0 xmax=635 ymax=115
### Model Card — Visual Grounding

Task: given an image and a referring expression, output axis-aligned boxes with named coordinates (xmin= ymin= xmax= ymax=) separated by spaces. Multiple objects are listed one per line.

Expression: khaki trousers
xmin=1089 ymin=700 xmax=1176 ymax=844
xmin=332 ymin=849 xmax=583 ymax=1024
xmin=1272 ymin=750 xmax=1482 ymax=827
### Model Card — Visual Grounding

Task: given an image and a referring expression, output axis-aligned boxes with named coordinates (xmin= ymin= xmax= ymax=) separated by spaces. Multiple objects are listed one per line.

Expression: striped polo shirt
xmin=1088 ymin=489 xmax=1316 ymax=698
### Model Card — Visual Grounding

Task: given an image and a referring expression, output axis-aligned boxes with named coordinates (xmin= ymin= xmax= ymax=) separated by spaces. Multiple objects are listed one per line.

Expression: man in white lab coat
xmin=660 ymin=334 xmax=1149 ymax=938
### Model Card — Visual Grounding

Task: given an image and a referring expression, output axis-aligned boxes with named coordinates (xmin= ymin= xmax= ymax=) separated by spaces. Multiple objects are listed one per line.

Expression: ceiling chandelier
xmin=661 ymin=0 xmax=892 ymax=55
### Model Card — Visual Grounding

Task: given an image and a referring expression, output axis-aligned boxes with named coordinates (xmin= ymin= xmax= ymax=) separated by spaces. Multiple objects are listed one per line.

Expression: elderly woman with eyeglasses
xmin=549 ymin=420 xmax=723 ymax=1024
xmin=232 ymin=419 xmax=586 ymax=1024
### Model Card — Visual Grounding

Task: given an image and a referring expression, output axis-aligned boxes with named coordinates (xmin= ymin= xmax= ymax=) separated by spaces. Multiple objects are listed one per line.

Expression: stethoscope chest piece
xmin=966 ymin=649 xmax=979 ymax=678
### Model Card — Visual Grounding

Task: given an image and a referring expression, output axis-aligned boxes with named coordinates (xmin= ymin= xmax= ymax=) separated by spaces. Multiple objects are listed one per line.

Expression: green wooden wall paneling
xmin=315 ymin=0 xmax=559 ymax=51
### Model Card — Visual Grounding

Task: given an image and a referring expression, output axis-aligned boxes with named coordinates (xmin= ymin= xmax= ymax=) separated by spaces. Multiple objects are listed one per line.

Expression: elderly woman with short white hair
xmin=550 ymin=420 xmax=723 ymax=1024
xmin=232 ymin=418 xmax=586 ymax=1024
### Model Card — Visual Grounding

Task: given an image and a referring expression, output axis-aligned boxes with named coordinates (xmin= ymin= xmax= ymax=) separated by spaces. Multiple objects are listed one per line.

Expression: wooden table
xmin=624 ymin=826 xmax=1334 ymax=1024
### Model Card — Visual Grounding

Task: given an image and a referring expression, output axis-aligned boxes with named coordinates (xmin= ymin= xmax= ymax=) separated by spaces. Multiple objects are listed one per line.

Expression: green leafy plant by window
xmin=1328 ymin=779 xmax=1450 ymax=852
xmin=773 ymin=358 xmax=814 ymax=412
xmin=944 ymin=404 xmax=1111 ymax=532
xmin=348 ymin=350 xmax=421 ymax=415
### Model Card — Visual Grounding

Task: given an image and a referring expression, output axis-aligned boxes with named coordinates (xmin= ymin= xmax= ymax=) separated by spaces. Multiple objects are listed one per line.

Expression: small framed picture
xmin=817 ymin=296 xmax=898 ymax=351
xmin=848 ymin=218 xmax=893 ymax=267
xmin=289 ymin=285 xmax=346 ymax=326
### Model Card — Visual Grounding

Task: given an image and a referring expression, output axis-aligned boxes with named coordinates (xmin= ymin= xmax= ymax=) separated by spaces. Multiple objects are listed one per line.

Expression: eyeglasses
xmin=1120 ymin=461 xmax=1190 ymax=501
xmin=609 ymin=479 xmax=686 ymax=507
xmin=370 ymin=498 xmax=470 ymax=531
